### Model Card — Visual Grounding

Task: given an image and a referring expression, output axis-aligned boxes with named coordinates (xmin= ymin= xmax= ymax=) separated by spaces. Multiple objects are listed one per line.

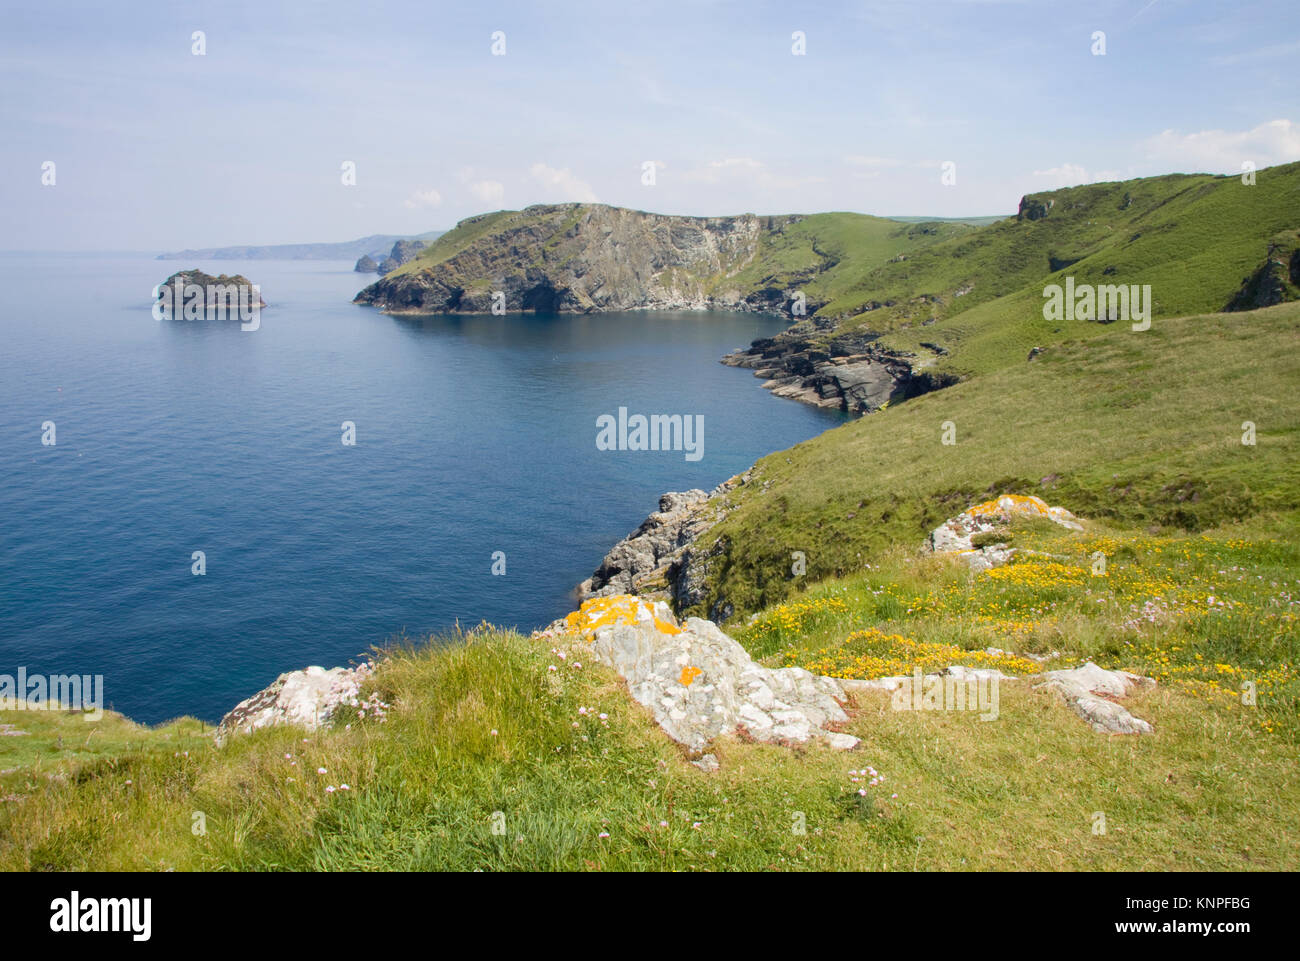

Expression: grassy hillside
xmin=817 ymin=163 xmax=1300 ymax=378
xmin=3 ymin=617 xmax=1296 ymax=871
xmin=705 ymin=213 xmax=972 ymax=309
xmin=682 ymin=300 xmax=1300 ymax=621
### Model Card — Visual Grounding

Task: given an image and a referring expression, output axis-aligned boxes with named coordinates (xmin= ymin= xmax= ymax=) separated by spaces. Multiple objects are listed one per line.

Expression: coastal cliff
xmin=354 ymin=204 xmax=803 ymax=315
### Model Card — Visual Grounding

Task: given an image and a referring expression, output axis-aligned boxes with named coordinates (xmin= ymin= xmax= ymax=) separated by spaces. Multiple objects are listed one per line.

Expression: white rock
xmin=929 ymin=494 xmax=1083 ymax=571
xmin=1035 ymin=661 xmax=1155 ymax=735
xmin=215 ymin=663 xmax=371 ymax=744
xmin=550 ymin=595 xmax=856 ymax=752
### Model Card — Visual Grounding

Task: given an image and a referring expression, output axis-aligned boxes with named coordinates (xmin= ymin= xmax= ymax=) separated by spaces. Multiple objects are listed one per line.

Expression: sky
xmin=2 ymin=0 xmax=1297 ymax=251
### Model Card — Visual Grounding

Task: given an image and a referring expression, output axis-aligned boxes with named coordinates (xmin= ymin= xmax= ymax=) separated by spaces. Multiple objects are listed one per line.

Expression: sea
xmin=0 ymin=254 xmax=843 ymax=723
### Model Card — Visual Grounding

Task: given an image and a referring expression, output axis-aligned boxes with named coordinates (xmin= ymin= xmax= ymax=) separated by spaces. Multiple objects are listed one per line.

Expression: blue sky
xmin=2 ymin=0 xmax=1296 ymax=250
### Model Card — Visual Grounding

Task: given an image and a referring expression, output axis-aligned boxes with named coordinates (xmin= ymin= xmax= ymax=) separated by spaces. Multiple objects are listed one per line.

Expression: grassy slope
xmin=3 ymin=624 xmax=1296 ymax=871
xmin=709 ymin=213 xmax=972 ymax=306
xmin=821 ymin=163 xmax=1300 ymax=378
xmin=687 ymin=301 xmax=1300 ymax=621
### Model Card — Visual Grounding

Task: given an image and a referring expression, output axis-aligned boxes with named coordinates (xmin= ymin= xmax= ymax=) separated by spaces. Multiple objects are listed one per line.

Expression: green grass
xmin=742 ymin=515 xmax=1300 ymax=737
xmin=682 ymin=300 xmax=1300 ymax=621
xmin=3 ymin=619 xmax=1296 ymax=871
xmin=828 ymin=163 xmax=1300 ymax=378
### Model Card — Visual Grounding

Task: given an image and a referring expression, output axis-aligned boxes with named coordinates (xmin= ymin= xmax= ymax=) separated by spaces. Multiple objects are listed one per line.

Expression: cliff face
xmin=354 ymin=204 xmax=799 ymax=315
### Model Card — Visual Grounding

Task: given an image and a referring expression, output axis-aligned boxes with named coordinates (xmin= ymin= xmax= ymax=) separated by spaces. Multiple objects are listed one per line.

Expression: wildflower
xmin=598 ymin=831 xmax=610 ymax=839
xmin=317 ymin=767 xmax=327 ymax=775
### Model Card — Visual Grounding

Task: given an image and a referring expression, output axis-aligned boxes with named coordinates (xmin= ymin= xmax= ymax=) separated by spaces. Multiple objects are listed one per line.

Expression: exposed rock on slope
xmin=721 ymin=327 xmax=952 ymax=413
xmin=929 ymin=494 xmax=1083 ymax=572
xmin=540 ymin=595 xmax=858 ymax=753
xmin=1036 ymin=662 xmax=1155 ymax=734
xmin=578 ymin=483 xmax=737 ymax=609
xmin=376 ymin=239 xmax=426 ymax=275
xmin=355 ymin=204 xmax=799 ymax=314
xmin=214 ymin=664 xmax=373 ymax=745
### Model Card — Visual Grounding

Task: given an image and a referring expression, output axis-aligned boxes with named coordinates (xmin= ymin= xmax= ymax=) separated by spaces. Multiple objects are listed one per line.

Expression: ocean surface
xmin=0 ymin=255 xmax=844 ymax=724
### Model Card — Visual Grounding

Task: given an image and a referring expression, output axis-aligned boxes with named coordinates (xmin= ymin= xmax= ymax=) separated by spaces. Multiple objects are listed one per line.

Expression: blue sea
xmin=0 ymin=255 xmax=843 ymax=724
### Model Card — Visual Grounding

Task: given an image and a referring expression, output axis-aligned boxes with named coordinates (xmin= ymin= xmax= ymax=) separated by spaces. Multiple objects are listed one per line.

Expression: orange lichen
xmin=679 ymin=665 xmax=702 ymax=687
xmin=562 ymin=594 xmax=682 ymax=640
xmin=965 ymin=494 xmax=1051 ymax=518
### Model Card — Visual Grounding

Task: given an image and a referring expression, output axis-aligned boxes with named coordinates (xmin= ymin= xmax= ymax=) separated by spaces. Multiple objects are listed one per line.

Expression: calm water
xmin=0 ymin=255 xmax=843 ymax=723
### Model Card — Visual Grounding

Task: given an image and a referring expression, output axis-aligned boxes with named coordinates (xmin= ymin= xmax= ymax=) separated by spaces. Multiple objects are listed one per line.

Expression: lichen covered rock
xmin=929 ymin=494 xmax=1082 ymax=571
xmin=542 ymin=595 xmax=857 ymax=753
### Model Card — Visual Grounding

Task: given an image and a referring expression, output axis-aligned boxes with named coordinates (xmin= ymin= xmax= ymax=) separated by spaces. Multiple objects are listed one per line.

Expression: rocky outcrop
xmin=213 ymin=664 xmax=374 ymax=745
xmin=353 ymin=254 xmax=379 ymax=273
xmin=929 ymin=494 xmax=1083 ymax=571
xmin=578 ymin=479 xmax=743 ymax=620
xmin=355 ymin=204 xmax=801 ymax=315
xmin=540 ymin=595 xmax=858 ymax=753
xmin=1035 ymin=662 xmax=1155 ymax=734
xmin=156 ymin=269 xmax=267 ymax=311
xmin=579 ymin=487 xmax=718 ymax=595
xmin=376 ymin=239 xmax=426 ymax=275
xmin=1017 ymin=194 xmax=1054 ymax=221
xmin=721 ymin=327 xmax=950 ymax=414
xmin=1224 ymin=237 xmax=1300 ymax=311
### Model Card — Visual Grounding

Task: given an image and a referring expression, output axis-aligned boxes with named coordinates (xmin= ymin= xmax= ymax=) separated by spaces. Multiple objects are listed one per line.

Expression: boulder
xmin=214 ymin=664 xmax=372 ymax=745
xmin=545 ymin=595 xmax=858 ymax=753
xmin=1035 ymin=661 xmax=1155 ymax=735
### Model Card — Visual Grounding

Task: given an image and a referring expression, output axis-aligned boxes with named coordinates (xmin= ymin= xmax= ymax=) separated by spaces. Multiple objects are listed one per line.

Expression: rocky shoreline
xmin=720 ymin=323 xmax=959 ymax=414
xmin=577 ymin=483 xmax=737 ymax=621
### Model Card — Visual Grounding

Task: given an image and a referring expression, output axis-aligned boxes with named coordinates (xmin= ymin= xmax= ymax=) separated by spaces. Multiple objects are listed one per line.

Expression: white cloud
xmin=404 ymin=188 xmax=442 ymax=209
xmin=468 ymin=180 xmax=506 ymax=206
xmin=1140 ymin=119 xmax=1300 ymax=174
xmin=528 ymin=163 xmax=598 ymax=203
